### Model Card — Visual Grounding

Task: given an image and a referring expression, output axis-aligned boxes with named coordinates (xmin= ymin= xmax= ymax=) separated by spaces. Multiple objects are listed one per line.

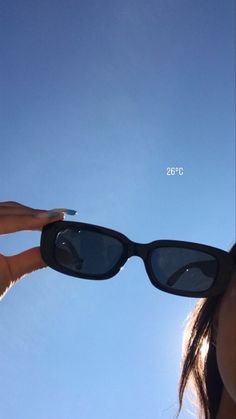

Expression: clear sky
xmin=0 ymin=1 xmax=235 ymax=418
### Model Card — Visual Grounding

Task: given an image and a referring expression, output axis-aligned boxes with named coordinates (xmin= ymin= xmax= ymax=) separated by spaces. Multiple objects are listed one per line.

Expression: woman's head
xmin=176 ymin=243 xmax=236 ymax=419
xmin=214 ymin=262 xmax=236 ymax=403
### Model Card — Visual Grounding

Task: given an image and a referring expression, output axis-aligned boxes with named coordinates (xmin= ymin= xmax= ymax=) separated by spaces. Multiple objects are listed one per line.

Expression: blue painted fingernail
xmin=36 ymin=211 xmax=64 ymax=218
xmin=48 ymin=212 xmax=62 ymax=218
xmin=63 ymin=209 xmax=77 ymax=215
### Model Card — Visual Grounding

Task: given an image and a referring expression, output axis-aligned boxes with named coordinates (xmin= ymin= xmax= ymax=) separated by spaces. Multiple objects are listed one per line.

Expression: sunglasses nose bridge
xmin=128 ymin=241 xmax=149 ymax=261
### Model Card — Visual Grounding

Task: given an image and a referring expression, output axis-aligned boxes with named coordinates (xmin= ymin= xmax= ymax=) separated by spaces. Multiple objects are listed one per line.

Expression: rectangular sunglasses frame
xmin=40 ymin=221 xmax=235 ymax=298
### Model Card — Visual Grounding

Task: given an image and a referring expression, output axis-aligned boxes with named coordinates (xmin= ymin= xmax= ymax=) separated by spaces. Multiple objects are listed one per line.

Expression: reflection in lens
xmin=150 ymin=247 xmax=218 ymax=292
xmin=54 ymin=228 xmax=124 ymax=275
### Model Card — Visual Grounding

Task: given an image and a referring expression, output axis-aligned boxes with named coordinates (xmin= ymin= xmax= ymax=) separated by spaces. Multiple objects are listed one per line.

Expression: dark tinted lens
xmin=54 ymin=228 xmax=124 ymax=275
xmin=150 ymin=247 xmax=218 ymax=292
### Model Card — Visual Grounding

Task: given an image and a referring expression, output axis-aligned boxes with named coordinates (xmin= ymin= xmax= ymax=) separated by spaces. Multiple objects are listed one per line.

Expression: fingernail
xmin=48 ymin=212 xmax=63 ymax=218
xmin=61 ymin=209 xmax=77 ymax=216
xmin=36 ymin=211 xmax=64 ymax=218
xmin=35 ymin=209 xmax=78 ymax=218
xmin=51 ymin=208 xmax=77 ymax=216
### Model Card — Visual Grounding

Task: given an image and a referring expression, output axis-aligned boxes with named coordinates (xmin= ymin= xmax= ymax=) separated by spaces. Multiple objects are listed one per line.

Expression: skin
xmin=0 ymin=201 xmax=235 ymax=419
xmin=214 ymin=268 xmax=236 ymax=418
xmin=0 ymin=201 xmax=65 ymax=300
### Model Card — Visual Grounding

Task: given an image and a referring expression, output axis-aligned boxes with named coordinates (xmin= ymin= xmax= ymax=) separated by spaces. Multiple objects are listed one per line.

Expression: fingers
xmin=0 ymin=201 xmax=76 ymax=299
xmin=0 ymin=200 xmax=59 ymax=216
xmin=0 ymin=201 xmax=36 ymax=210
xmin=6 ymin=247 xmax=47 ymax=282
xmin=0 ymin=247 xmax=46 ymax=300
xmin=0 ymin=213 xmax=65 ymax=234
xmin=0 ymin=201 xmax=77 ymax=234
xmin=0 ymin=201 xmax=78 ymax=300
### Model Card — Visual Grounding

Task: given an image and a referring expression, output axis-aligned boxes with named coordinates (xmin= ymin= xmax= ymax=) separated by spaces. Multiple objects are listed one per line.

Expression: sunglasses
xmin=40 ymin=221 xmax=235 ymax=298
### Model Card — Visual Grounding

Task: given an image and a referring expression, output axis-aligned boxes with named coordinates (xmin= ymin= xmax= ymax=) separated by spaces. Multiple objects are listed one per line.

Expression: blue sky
xmin=0 ymin=1 xmax=235 ymax=418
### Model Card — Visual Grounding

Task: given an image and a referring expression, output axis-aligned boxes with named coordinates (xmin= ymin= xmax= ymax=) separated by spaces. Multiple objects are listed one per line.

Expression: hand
xmin=0 ymin=201 xmax=66 ymax=301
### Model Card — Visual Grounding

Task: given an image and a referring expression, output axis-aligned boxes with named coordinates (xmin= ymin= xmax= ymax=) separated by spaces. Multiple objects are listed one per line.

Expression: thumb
xmin=6 ymin=247 xmax=47 ymax=284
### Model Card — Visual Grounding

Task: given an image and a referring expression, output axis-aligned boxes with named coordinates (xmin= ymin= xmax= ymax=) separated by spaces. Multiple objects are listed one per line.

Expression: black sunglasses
xmin=40 ymin=221 xmax=235 ymax=298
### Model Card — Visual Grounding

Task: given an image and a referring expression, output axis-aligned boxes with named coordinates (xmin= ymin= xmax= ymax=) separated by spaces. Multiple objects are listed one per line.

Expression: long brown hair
xmin=175 ymin=243 xmax=236 ymax=419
